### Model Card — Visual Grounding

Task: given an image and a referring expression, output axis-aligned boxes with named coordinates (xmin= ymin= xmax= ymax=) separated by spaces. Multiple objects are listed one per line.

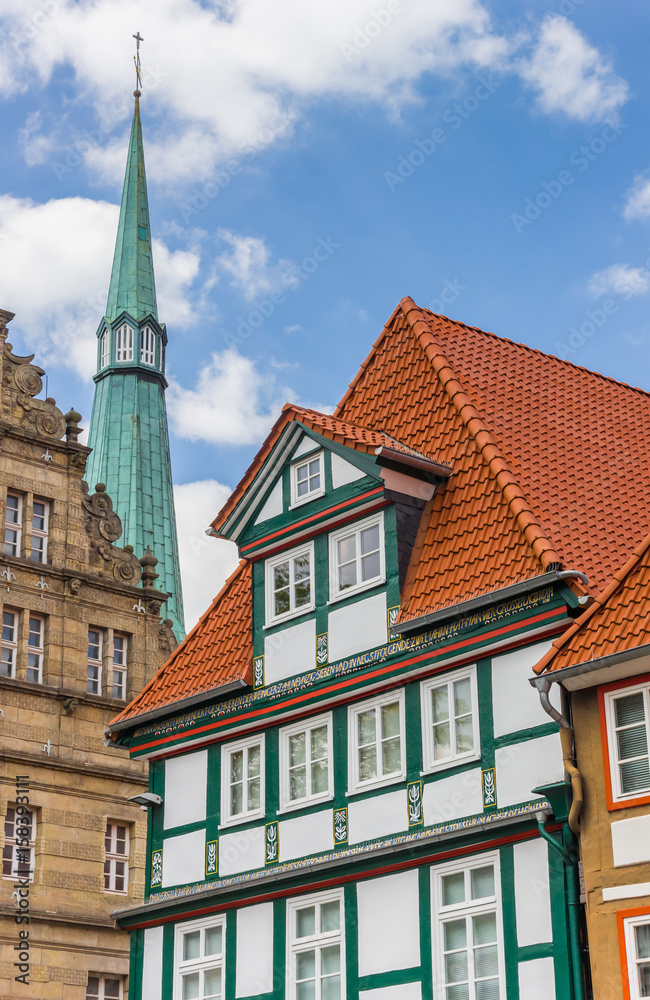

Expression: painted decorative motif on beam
xmin=206 ymin=840 xmax=218 ymax=879
xmin=333 ymin=808 xmax=348 ymax=845
xmin=133 ymin=586 xmax=555 ymax=742
xmin=482 ymin=768 xmax=497 ymax=810
xmin=150 ymin=849 xmax=163 ymax=888
xmin=408 ymin=781 xmax=424 ymax=827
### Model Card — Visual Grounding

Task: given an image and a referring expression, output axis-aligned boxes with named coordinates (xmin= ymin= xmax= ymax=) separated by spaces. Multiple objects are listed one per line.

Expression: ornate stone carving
xmin=14 ymin=363 xmax=44 ymax=396
xmin=68 ymin=578 xmax=82 ymax=595
xmin=82 ymin=484 xmax=122 ymax=542
xmin=64 ymin=408 xmax=83 ymax=443
xmin=140 ymin=546 xmax=159 ymax=589
xmin=36 ymin=409 xmax=66 ymax=439
xmin=113 ymin=545 xmax=141 ymax=585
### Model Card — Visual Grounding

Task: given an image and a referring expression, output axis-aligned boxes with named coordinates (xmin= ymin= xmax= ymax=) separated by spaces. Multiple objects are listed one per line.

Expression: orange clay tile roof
xmin=112 ymin=296 xmax=650 ymax=727
xmin=110 ymin=561 xmax=252 ymax=727
xmin=210 ymin=403 xmax=447 ymax=534
xmin=533 ymin=533 xmax=650 ymax=675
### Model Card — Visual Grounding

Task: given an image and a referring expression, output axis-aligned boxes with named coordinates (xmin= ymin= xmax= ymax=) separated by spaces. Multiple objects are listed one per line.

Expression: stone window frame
xmin=86 ymin=974 xmax=123 ymax=1000
xmin=2 ymin=804 xmax=36 ymax=883
xmin=4 ymin=491 xmax=23 ymax=557
xmin=30 ymin=498 xmax=49 ymax=564
xmin=104 ymin=821 xmax=130 ymax=895
xmin=26 ymin=614 xmax=45 ymax=684
xmin=1 ymin=607 xmax=18 ymax=679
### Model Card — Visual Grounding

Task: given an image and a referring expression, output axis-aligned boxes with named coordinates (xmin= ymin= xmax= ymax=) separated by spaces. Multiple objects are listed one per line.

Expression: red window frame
xmin=598 ymin=673 xmax=650 ymax=812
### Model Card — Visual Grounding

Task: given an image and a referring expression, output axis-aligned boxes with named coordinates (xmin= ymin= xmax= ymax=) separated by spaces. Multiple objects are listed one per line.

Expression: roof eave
xmin=530 ymin=642 xmax=650 ymax=691
xmin=108 ymin=677 xmax=249 ymax=736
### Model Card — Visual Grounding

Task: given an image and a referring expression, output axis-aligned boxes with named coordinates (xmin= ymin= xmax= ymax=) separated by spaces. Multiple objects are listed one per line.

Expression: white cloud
xmin=518 ymin=15 xmax=628 ymax=123
xmin=215 ymin=230 xmax=298 ymax=300
xmin=623 ymin=174 xmax=650 ymax=221
xmin=589 ymin=264 xmax=650 ymax=299
xmin=167 ymin=348 xmax=287 ymax=446
xmin=174 ymin=478 xmax=239 ymax=629
xmin=0 ymin=194 xmax=200 ymax=377
xmin=0 ymin=0 xmax=511 ymax=183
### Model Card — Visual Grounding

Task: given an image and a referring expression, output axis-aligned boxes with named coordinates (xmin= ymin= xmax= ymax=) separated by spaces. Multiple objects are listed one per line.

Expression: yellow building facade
xmin=0 ymin=308 xmax=177 ymax=1000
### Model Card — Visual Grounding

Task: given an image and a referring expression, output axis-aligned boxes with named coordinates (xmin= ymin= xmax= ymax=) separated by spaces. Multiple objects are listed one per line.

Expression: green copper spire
xmin=105 ymin=94 xmax=158 ymax=323
xmin=86 ymin=88 xmax=185 ymax=642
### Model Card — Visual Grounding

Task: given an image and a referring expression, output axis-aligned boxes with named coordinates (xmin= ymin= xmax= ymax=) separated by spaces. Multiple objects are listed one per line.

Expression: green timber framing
xmin=111 ymin=582 xmax=584 ymax=1000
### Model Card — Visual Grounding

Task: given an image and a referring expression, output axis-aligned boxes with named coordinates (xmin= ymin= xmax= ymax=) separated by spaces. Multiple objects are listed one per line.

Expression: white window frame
xmin=26 ymin=614 xmax=44 ymax=684
xmin=30 ymin=498 xmax=49 ymax=564
xmin=86 ymin=974 xmax=124 ymax=1000
xmin=2 ymin=805 xmax=35 ymax=882
xmin=328 ymin=511 xmax=385 ymax=603
xmin=421 ymin=665 xmax=480 ymax=773
xmin=4 ymin=492 xmax=22 ymax=557
xmin=173 ymin=914 xmax=227 ymax=1000
xmin=115 ymin=324 xmax=134 ymax=362
xmin=265 ymin=540 xmax=315 ymax=627
xmin=1 ymin=608 xmax=18 ymax=679
xmin=348 ymin=688 xmax=406 ymax=794
xmin=104 ymin=821 xmax=129 ymax=894
xmin=87 ymin=627 xmax=103 ymax=695
xmin=279 ymin=713 xmax=333 ymax=813
xmin=604 ymin=681 xmax=650 ymax=802
xmin=623 ymin=913 xmax=650 ymax=1000
xmin=140 ymin=326 xmax=156 ymax=366
xmin=287 ymin=887 xmax=345 ymax=1000
xmin=111 ymin=632 xmax=128 ymax=701
xmin=220 ymin=733 xmax=265 ymax=827
xmin=290 ymin=450 xmax=325 ymax=508
xmin=100 ymin=329 xmax=110 ymax=368
xmin=431 ymin=851 xmax=506 ymax=1000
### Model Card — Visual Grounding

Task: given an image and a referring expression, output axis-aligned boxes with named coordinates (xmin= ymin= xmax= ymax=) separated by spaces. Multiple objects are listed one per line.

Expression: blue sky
xmin=0 ymin=0 xmax=648 ymax=624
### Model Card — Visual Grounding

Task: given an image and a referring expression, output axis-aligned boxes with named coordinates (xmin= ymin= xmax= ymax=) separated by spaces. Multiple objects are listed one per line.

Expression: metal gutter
xmin=107 ymin=679 xmax=248 ymax=735
xmin=374 ymin=445 xmax=454 ymax=480
xmin=391 ymin=569 xmax=589 ymax=636
xmin=529 ymin=642 xmax=650 ymax=689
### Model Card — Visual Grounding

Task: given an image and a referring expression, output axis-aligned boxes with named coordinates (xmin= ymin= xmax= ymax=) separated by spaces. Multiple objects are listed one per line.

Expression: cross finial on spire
xmin=133 ymin=31 xmax=144 ymax=94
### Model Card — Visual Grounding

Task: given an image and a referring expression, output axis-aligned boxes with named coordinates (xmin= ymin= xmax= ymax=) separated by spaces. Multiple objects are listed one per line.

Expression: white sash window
xmin=141 ymin=326 xmax=156 ymax=366
xmin=115 ymin=324 xmax=134 ymax=362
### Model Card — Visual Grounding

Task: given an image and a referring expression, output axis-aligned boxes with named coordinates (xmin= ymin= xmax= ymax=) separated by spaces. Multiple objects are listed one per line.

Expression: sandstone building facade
xmin=0 ymin=307 xmax=176 ymax=1000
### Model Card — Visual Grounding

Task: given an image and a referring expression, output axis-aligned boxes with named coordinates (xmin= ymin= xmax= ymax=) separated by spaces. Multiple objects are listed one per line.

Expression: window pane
xmin=456 ymin=716 xmax=474 ymax=754
xmin=181 ymin=973 xmax=200 ymax=1000
xmin=294 ymin=554 xmax=310 ymax=581
xmin=381 ymin=702 xmax=400 ymax=738
xmin=338 ymin=562 xmax=357 ymax=590
xmin=618 ymin=726 xmax=649 ymax=761
xmin=454 ymin=678 xmax=472 ymax=717
xmin=311 ymin=726 xmax=328 ymax=761
xmin=248 ymin=778 xmax=260 ymax=811
xmin=204 ymin=968 xmax=222 ymax=999
xmin=205 ymin=925 xmax=223 ymax=955
xmin=638 ymin=963 xmax=650 ymax=998
xmin=295 ymin=579 xmax=311 ymax=608
xmin=320 ymin=900 xmax=340 ymax=932
xmin=86 ymin=978 xmax=100 ymax=1000
xmin=432 ymin=686 xmax=450 ymax=723
xmin=382 ymin=736 xmax=401 ymax=775
xmin=104 ymin=980 xmax=121 ymax=1000
xmin=442 ymin=872 xmax=466 ymax=907
xmin=360 ymin=525 xmax=379 ymax=555
xmin=447 ymin=986 xmax=470 ymax=1000
xmin=296 ymin=983 xmax=316 ymax=1000
xmin=338 ymin=536 xmax=356 ymax=565
xmin=445 ymin=950 xmax=469 ymax=986
xmin=434 ymin=722 xmax=452 ymax=760
xmin=444 ymin=917 xmax=468 ymax=949
xmin=296 ymin=907 xmax=316 ymax=938
xmin=290 ymin=733 xmax=306 ymax=766
xmin=360 ymin=551 xmax=380 ymax=581
xmin=2 ymin=611 xmax=15 ymax=639
xmin=296 ymin=950 xmax=316 ymax=980
xmin=359 ymin=745 xmax=377 ymax=782
xmin=308 ymin=459 xmax=320 ymax=479
xmin=475 ymin=944 xmax=499 ymax=979
xmin=476 ymin=982 xmax=500 ymax=1000
xmin=321 ymin=944 xmax=340 ymax=975
xmin=322 ymin=975 xmax=341 ymax=1000
xmin=274 ymin=562 xmax=290 ymax=590
xmin=183 ymin=930 xmax=201 ymax=961
xmin=637 ymin=924 xmax=650 ymax=960
xmin=473 ymin=912 xmax=497 ymax=946
xmin=311 ymin=759 xmax=328 ymax=794
xmin=620 ymin=759 xmax=650 ymax=794
xmin=275 ymin=588 xmax=290 ymax=616
xmin=471 ymin=866 xmax=495 ymax=900
xmin=290 ymin=766 xmax=307 ymax=801
xmin=358 ymin=710 xmax=376 ymax=746
xmin=248 ymin=744 xmax=261 ymax=777
xmin=616 ymin=692 xmax=646 ymax=727
xmin=231 ymin=750 xmax=243 ymax=783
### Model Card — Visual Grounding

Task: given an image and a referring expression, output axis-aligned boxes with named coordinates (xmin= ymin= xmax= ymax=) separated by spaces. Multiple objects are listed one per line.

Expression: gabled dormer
xmin=209 ymin=406 xmax=452 ymax=686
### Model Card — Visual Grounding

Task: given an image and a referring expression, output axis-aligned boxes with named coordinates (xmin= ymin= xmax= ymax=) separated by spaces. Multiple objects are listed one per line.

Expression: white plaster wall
xmin=279 ymin=809 xmax=334 ymax=862
xmin=518 ymin=958 xmax=556 ymax=999
xmin=219 ymin=825 xmax=266 ymax=876
xmin=348 ymin=788 xmax=406 ymax=845
xmin=328 ymin=593 xmax=387 ymax=663
xmin=495 ymin=733 xmax=564 ymax=808
xmin=264 ymin=618 xmax=316 ymax=682
xmin=331 ymin=452 xmax=365 ymax=488
xmin=255 ymin=480 xmax=283 ymax=524
xmin=293 ymin=435 xmax=318 ymax=457
xmin=360 ymin=985 xmax=421 ymax=1000
xmin=236 ymin=903 xmax=274 ymax=997
xmin=142 ymin=926 xmax=164 ymax=1000
xmin=491 ymin=641 xmax=554 ymax=738
xmin=514 ymin=839 xmax=553 ymax=946
xmin=357 ymin=870 xmax=420 ymax=975
xmin=164 ymin=750 xmax=208 ymax=830
xmin=612 ymin=814 xmax=650 ymax=867
xmin=423 ymin=767 xmax=483 ymax=827
xmin=161 ymin=829 xmax=206 ymax=888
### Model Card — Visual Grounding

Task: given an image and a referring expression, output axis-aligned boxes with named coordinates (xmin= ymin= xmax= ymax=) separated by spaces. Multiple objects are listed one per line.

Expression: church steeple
xmin=85 ymin=55 xmax=185 ymax=641
xmin=105 ymin=92 xmax=158 ymax=323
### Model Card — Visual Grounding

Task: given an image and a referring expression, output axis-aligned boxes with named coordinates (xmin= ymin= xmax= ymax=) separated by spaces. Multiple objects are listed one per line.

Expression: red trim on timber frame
xmin=598 ymin=673 xmax=650 ymax=812
xmin=240 ymin=487 xmax=385 ymax=553
xmin=617 ymin=904 xmax=650 ymax=1000
xmin=120 ymin=825 xmax=553 ymax=932
xmin=131 ymin=606 xmax=566 ymax=755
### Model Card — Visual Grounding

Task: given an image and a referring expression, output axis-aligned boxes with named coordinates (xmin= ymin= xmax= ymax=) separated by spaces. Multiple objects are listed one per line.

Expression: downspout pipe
xmin=532 ymin=676 xmax=583 ymax=836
